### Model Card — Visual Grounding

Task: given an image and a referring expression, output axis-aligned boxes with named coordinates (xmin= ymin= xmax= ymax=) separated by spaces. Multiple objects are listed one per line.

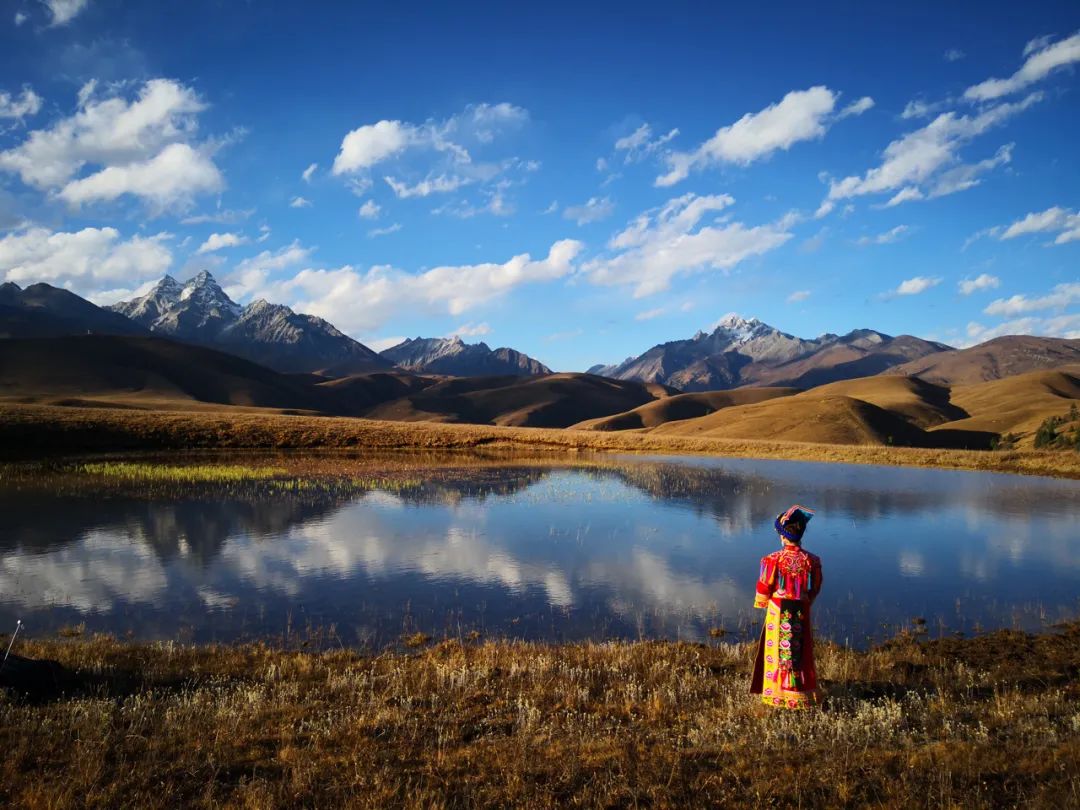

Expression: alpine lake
xmin=2 ymin=450 xmax=1078 ymax=650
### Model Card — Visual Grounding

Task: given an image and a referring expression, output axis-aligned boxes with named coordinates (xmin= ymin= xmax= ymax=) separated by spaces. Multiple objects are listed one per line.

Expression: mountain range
xmin=589 ymin=314 xmax=951 ymax=391
xmin=2 ymin=277 xmax=1078 ymax=400
xmin=108 ymin=272 xmax=389 ymax=374
xmin=378 ymin=336 xmax=551 ymax=376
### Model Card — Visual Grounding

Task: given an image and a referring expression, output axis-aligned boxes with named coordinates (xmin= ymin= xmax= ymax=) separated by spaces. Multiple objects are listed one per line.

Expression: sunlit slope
xmin=362 ymin=373 xmax=677 ymax=428
xmin=0 ymin=335 xmax=330 ymax=412
xmin=932 ymin=368 xmax=1080 ymax=440
xmin=885 ymin=336 xmax=1080 ymax=386
xmin=570 ymin=388 xmax=798 ymax=431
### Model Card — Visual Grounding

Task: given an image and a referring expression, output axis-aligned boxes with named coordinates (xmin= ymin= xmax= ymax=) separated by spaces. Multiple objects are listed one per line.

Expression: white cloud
xmin=180 ymin=207 xmax=254 ymax=225
xmin=223 ymin=240 xmax=314 ymax=301
xmin=826 ymin=93 xmax=1039 ymax=204
xmin=893 ymin=276 xmax=941 ymax=296
xmin=927 ymin=142 xmax=1013 ymax=198
xmin=635 ymin=307 xmax=667 ymax=321
xmin=331 ymin=102 xmax=528 ymax=176
xmin=786 ymin=290 xmax=811 ymax=303
xmin=901 ymin=99 xmax=936 ymax=120
xmin=984 ymin=283 xmax=1080 ymax=316
xmin=289 ymin=195 xmax=312 ymax=208
xmin=0 ymin=87 xmax=42 ymax=121
xmin=563 ymin=196 xmax=615 ymax=225
xmin=884 ymin=186 xmax=924 ymax=206
xmin=614 ymin=123 xmax=680 ymax=163
xmin=44 ymin=0 xmax=89 ymax=26
xmin=357 ymin=200 xmax=380 ymax=219
xmin=542 ymin=200 xmax=558 ymax=215
xmin=958 ymin=274 xmax=1000 ymax=295
xmin=196 ymin=232 xmax=249 ymax=254
xmin=837 ymin=96 xmax=875 ymax=119
xmin=257 ymin=225 xmax=271 ymax=242
xmin=813 ymin=199 xmax=835 ymax=219
xmin=384 ymin=173 xmax=470 ymax=198
xmin=857 ymin=225 xmax=909 ymax=245
xmin=301 ymin=162 xmax=317 ymax=183
xmin=964 ymin=32 xmax=1080 ymax=101
xmin=57 ymin=142 xmax=223 ymax=211
xmin=965 ymin=313 xmax=1080 ymax=345
xmin=596 ymin=157 xmax=608 ymax=172
xmin=584 ymin=193 xmax=791 ymax=298
xmin=14 ymin=11 xmax=28 ymax=25
xmin=998 ymin=206 xmax=1080 ymax=243
xmin=368 ymin=223 xmax=402 ymax=237
xmin=656 ymin=86 xmax=850 ymax=186
xmin=0 ymin=225 xmax=171 ymax=300
xmin=449 ymin=322 xmax=491 ymax=337
xmin=944 ymin=48 xmax=966 ymax=62
xmin=244 ymin=239 xmax=582 ymax=333
xmin=366 ymin=335 xmax=407 ymax=353
xmin=0 ymin=79 xmax=222 ymax=212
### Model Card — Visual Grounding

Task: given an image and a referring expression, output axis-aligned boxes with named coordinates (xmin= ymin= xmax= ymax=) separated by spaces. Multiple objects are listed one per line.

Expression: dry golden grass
xmin=2 ymin=402 xmax=1079 ymax=479
xmin=2 ymin=625 xmax=1078 ymax=808
xmin=571 ymin=387 xmax=798 ymax=431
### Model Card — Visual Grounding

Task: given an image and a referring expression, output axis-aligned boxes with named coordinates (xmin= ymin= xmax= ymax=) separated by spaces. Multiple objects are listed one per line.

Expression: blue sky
xmin=0 ymin=1 xmax=1077 ymax=370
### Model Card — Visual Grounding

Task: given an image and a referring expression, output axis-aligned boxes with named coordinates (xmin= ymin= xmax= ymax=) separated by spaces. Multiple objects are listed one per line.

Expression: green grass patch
xmin=74 ymin=462 xmax=288 ymax=482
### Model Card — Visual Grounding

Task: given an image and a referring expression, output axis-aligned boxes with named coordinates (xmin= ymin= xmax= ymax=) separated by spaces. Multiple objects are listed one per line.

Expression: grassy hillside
xmin=571 ymin=387 xmax=798 ymax=430
xmin=885 ymin=336 xmax=1080 ymax=385
xmin=362 ymin=373 xmax=676 ymax=428
xmin=2 ymin=625 xmax=1078 ymax=808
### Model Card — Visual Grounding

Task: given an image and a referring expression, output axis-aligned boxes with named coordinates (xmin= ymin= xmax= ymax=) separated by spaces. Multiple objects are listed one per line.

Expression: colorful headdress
xmin=775 ymin=505 xmax=815 ymax=543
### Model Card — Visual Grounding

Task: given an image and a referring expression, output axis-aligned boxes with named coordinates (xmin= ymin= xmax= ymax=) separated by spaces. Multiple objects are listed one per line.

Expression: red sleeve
xmin=808 ymin=554 xmax=823 ymax=602
xmin=753 ymin=554 xmax=776 ymax=608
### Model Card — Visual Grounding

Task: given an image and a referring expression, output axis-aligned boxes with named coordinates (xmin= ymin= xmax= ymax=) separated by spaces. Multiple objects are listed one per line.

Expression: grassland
xmin=1 ymin=624 xmax=1077 ymax=808
xmin=2 ymin=402 xmax=1079 ymax=479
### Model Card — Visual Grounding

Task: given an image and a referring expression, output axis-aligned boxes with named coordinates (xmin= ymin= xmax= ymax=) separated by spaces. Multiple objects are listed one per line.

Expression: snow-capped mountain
xmin=589 ymin=314 xmax=950 ymax=391
xmin=110 ymin=272 xmax=388 ymax=374
xmin=379 ymin=336 xmax=551 ymax=376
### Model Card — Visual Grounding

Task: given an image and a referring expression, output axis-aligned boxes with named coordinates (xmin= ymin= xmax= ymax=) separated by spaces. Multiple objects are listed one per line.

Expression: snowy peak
xmin=380 ymin=336 xmax=551 ymax=376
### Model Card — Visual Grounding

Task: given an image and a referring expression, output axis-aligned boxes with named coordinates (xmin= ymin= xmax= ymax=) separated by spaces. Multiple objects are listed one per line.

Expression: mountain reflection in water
xmin=0 ymin=455 xmax=1077 ymax=647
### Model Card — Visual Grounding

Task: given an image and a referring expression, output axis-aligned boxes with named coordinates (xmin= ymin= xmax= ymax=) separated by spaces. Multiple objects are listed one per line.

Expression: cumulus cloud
xmin=0 ymin=87 xmax=42 ymax=121
xmin=786 ymin=290 xmax=811 ymax=303
xmin=223 ymin=240 xmax=314 ymax=301
xmin=998 ymin=206 xmax=1080 ymax=244
xmin=837 ymin=96 xmax=875 ymax=119
xmin=983 ymin=282 xmax=1080 ymax=316
xmin=242 ymin=239 xmax=582 ymax=333
xmin=43 ymin=0 xmax=89 ymax=26
xmin=958 ymin=274 xmax=1000 ymax=295
xmin=57 ymin=142 xmax=223 ymax=210
xmin=584 ymin=193 xmax=792 ymax=298
xmin=563 ymin=196 xmax=615 ymax=225
xmin=331 ymin=102 xmax=528 ymax=176
xmin=944 ymin=48 xmax=966 ymax=62
xmin=357 ymin=200 xmax=380 ymax=219
xmin=964 ymin=32 xmax=1080 ymax=101
xmin=196 ymin=232 xmax=248 ymax=254
xmin=825 ymin=94 xmax=1039 ymax=205
xmin=301 ymin=162 xmax=317 ymax=183
xmin=0 ymin=225 xmax=172 ymax=300
xmin=856 ymin=225 xmax=909 ymax=245
xmin=635 ymin=307 xmax=667 ymax=321
xmin=0 ymin=79 xmax=222 ymax=212
xmin=656 ymin=86 xmax=866 ymax=186
xmin=289 ymin=196 xmax=312 ymax=208
xmin=884 ymin=186 xmax=924 ymax=206
xmin=966 ymin=312 xmax=1080 ymax=344
xmin=892 ymin=276 xmax=941 ymax=296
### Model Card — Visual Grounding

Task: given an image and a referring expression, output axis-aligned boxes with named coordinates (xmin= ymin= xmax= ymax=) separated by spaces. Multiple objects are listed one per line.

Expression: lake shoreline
xmin=3 ymin=403 xmax=1079 ymax=479
xmin=2 ymin=623 xmax=1077 ymax=807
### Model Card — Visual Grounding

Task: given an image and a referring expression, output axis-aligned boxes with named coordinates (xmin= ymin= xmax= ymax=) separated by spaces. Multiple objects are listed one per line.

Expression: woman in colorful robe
xmin=750 ymin=505 xmax=823 ymax=709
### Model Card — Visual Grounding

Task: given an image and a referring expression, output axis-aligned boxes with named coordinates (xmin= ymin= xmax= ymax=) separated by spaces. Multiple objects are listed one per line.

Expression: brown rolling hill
xmin=928 ymin=367 xmax=1080 ymax=440
xmin=361 ymin=373 xmax=677 ymax=428
xmin=884 ymin=335 xmax=1080 ymax=386
xmin=571 ymin=388 xmax=798 ymax=431
xmin=0 ymin=335 xmax=332 ymax=412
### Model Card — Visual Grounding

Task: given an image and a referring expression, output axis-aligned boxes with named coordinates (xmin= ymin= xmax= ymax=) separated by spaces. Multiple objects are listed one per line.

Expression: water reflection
xmin=0 ymin=456 xmax=1077 ymax=646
